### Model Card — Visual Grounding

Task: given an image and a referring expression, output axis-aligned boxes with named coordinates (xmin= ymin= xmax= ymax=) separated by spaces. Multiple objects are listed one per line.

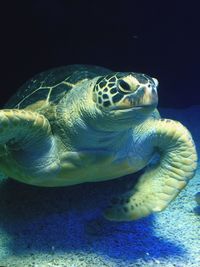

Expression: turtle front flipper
xmin=104 ymin=119 xmax=198 ymax=221
xmin=0 ymin=109 xmax=58 ymax=183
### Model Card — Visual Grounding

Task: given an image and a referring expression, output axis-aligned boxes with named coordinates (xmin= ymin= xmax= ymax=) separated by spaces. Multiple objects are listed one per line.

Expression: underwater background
xmin=0 ymin=0 xmax=200 ymax=266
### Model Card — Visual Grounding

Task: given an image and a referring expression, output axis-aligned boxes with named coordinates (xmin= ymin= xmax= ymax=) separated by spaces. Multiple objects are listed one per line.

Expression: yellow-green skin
xmin=0 ymin=65 xmax=198 ymax=221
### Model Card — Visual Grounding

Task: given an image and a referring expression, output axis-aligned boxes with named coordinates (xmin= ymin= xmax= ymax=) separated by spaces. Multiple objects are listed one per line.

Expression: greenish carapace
xmin=0 ymin=65 xmax=198 ymax=221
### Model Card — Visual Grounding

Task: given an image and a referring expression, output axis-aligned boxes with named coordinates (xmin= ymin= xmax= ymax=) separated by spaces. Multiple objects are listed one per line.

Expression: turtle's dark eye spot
xmin=98 ymin=97 xmax=102 ymax=104
xmin=108 ymin=83 xmax=115 ymax=88
xmin=103 ymin=101 xmax=111 ymax=107
xmin=102 ymin=94 xmax=109 ymax=99
xmin=93 ymin=86 xmax=98 ymax=92
xmin=99 ymin=81 xmax=107 ymax=88
xmin=112 ymin=93 xmax=123 ymax=103
xmin=117 ymin=79 xmax=131 ymax=93
xmin=96 ymin=77 xmax=104 ymax=84
xmin=110 ymin=88 xmax=117 ymax=94
xmin=109 ymin=77 xmax=116 ymax=82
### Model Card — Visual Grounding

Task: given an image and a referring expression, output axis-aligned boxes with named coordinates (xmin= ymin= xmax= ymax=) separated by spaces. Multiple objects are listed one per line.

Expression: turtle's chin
xmin=111 ymin=104 xmax=156 ymax=111
xmin=108 ymin=104 xmax=157 ymax=128
xmin=89 ymin=101 xmax=157 ymax=132
xmin=111 ymin=103 xmax=157 ymax=116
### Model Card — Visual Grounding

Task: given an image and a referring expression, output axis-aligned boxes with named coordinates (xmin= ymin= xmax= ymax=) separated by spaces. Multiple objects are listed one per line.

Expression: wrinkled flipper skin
xmin=0 ymin=109 xmax=57 ymax=183
xmin=104 ymin=119 xmax=198 ymax=221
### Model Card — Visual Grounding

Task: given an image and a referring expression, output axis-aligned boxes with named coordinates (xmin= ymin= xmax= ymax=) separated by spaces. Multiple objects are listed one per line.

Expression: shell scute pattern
xmin=5 ymin=65 xmax=112 ymax=110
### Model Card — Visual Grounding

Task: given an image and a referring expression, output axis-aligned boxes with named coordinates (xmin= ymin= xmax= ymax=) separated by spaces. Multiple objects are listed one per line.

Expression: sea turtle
xmin=0 ymin=65 xmax=197 ymax=221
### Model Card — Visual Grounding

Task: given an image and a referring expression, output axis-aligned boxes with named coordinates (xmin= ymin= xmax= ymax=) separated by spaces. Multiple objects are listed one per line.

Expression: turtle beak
xmin=115 ymin=82 xmax=158 ymax=110
xmin=142 ymin=84 xmax=158 ymax=107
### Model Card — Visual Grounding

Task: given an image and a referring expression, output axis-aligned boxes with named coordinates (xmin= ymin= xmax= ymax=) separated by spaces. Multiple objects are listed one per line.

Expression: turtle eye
xmin=117 ymin=79 xmax=132 ymax=94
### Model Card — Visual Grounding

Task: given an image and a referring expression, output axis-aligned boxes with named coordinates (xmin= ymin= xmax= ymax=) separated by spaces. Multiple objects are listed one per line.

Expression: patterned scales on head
xmin=93 ymin=72 xmax=155 ymax=108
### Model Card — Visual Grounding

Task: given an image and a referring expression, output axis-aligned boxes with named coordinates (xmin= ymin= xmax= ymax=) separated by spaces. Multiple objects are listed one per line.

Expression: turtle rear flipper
xmin=0 ymin=109 xmax=59 ymax=183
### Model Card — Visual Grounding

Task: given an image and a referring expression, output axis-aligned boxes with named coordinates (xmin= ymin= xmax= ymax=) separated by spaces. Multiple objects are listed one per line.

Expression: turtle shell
xmin=5 ymin=64 xmax=112 ymax=110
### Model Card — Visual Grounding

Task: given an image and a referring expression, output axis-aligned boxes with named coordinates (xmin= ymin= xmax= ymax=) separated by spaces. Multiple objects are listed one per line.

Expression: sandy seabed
xmin=0 ymin=106 xmax=199 ymax=267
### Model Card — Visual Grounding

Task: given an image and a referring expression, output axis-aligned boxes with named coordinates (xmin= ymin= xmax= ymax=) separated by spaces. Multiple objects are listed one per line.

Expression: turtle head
xmin=93 ymin=72 xmax=158 ymax=110
xmin=92 ymin=72 xmax=158 ymax=130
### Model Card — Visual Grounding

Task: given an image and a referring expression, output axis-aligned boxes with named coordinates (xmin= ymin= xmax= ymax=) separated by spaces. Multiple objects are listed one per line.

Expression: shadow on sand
xmin=0 ymin=174 xmax=184 ymax=262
